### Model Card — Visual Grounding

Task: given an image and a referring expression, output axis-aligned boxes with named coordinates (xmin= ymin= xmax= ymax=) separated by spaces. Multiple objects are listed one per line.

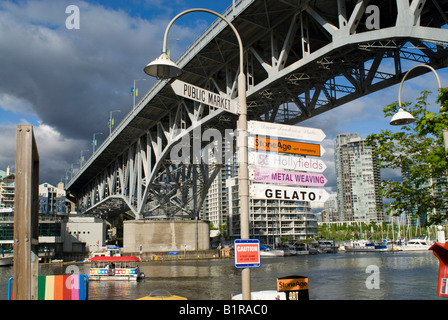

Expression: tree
xmin=366 ymin=88 xmax=448 ymax=225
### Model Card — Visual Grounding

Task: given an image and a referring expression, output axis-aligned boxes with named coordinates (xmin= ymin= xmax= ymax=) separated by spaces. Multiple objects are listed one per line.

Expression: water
xmin=0 ymin=251 xmax=443 ymax=300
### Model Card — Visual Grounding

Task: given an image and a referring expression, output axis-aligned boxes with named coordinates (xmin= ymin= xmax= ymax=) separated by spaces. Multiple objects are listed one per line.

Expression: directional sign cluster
xmin=247 ymin=120 xmax=329 ymax=203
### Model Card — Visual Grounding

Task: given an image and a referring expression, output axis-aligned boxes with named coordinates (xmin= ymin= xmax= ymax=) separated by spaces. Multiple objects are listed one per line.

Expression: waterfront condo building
xmin=334 ymin=133 xmax=383 ymax=223
xmin=0 ymin=167 xmax=15 ymax=211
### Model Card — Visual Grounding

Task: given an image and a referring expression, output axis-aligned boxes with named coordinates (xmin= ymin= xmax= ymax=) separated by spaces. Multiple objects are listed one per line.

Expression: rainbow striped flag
xmin=8 ymin=275 xmax=88 ymax=300
xmin=38 ymin=275 xmax=88 ymax=300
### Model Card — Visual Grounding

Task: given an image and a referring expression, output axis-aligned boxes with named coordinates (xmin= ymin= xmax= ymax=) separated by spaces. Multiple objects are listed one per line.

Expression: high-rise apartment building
xmin=0 ymin=167 xmax=15 ymax=210
xmin=334 ymin=133 xmax=383 ymax=222
xmin=226 ymin=177 xmax=317 ymax=243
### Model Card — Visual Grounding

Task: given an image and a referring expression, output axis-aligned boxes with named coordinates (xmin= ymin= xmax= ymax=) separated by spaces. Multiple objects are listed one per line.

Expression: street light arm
xmin=162 ymin=8 xmax=244 ymax=73
xmin=398 ymin=64 xmax=442 ymax=110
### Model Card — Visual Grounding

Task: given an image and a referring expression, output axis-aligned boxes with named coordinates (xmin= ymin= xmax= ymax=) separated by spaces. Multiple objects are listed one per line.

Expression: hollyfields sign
xmin=248 ymin=151 xmax=327 ymax=173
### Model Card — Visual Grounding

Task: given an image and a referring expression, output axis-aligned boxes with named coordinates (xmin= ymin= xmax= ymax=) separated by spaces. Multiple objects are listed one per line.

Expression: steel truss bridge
xmin=66 ymin=0 xmax=448 ymax=220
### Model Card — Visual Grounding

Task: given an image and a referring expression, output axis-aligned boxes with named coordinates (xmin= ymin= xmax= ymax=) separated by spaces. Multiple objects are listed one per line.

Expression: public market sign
xmin=248 ymin=136 xmax=324 ymax=157
xmin=234 ymin=239 xmax=260 ymax=268
xmin=250 ymin=167 xmax=327 ymax=187
xmin=249 ymin=184 xmax=330 ymax=202
xmin=171 ymin=79 xmax=238 ymax=114
xmin=248 ymin=151 xmax=327 ymax=173
xmin=248 ymin=121 xmax=326 ymax=142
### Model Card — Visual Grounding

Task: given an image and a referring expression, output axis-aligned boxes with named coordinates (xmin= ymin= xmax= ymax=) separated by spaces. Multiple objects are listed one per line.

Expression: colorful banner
xmin=90 ymin=268 xmax=137 ymax=275
xmin=250 ymin=168 xmax=327 ymax=187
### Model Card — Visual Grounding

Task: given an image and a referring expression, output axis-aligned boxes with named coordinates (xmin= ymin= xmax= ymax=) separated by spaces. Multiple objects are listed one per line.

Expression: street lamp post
xmin=70 ymin=163 xmax=78 ymax=180
xmin=109 ymin=110 xmax=121 ymax=136
xmin=133 ymin=79 xmax=146 ymax=109
xmin=92 ymin=132 xmax=103 ymax=154
xmin=391 ymin=64 xmax=446 ymax=151
xmin=144 ymin=8 xmax=251 ymax=300
xmin=80 ymin=149 xmax=89 ymax=169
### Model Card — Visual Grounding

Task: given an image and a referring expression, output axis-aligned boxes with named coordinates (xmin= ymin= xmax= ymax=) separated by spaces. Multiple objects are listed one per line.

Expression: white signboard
xmin=171 ymin=79 xmax=238 ymax=115
xmin=248 ymin=151 xmax=327 ymax=173
xmin=250 ymin=167 xmax=327 ymax=187
xmin=248 ymin=121 xmax=326 ymax=142
xmin=250 ymin=184 xmax=330 ymax=203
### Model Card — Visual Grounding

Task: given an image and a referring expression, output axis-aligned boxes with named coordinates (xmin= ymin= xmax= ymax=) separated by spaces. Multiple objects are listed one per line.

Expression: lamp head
xmin=144 ymin=52 xmax=182 ymax=80
xmin=390 ymin=107 xmax=415 ymax=126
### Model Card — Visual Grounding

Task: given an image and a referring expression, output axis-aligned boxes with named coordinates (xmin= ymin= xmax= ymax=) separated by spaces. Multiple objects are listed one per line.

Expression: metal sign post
xmin=13 ymin=125 xmax=39 ymax=300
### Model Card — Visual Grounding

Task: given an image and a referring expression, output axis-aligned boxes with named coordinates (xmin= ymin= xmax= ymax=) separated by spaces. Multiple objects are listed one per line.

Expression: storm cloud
xmin=0 ymin=0 xmax=199 ymax=184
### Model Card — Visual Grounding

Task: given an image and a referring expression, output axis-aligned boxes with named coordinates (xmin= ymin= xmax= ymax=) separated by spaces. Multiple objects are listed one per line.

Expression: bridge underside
xmin=66 ymin=0 xmax=448 ymax=220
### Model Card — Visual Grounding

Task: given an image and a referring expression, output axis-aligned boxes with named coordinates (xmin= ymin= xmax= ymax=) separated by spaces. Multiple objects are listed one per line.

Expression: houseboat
xmin=89 ymin=256 xmax=145 ymax=281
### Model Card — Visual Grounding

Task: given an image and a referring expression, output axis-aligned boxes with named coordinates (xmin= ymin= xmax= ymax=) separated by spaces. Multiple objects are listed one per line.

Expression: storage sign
xmin=248 ymin=137 xmax=324 ymax=157
xmin=234 ymin=239 xmax=260 ymax=268
xmin=171 ymin=79 xmax=238 ymax=114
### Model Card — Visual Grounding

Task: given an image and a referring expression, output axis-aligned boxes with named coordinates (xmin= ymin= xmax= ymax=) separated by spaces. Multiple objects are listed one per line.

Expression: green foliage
xmin=366 ymin=88 xmax=448 ymax=225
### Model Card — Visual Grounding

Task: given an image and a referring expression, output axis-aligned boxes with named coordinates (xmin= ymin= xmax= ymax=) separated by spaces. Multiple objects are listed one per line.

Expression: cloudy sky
xmin=0 ymin=0 xmax=447 ymax=199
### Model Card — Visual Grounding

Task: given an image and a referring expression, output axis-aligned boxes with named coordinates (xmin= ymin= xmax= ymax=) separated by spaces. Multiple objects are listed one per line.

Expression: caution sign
xmin=234 ymin=239 xmax=260 ymax=268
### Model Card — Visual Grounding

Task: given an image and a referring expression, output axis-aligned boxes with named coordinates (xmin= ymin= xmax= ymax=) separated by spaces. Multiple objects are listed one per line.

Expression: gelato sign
xmin=250 ymin=184 xmax=330 ymax=202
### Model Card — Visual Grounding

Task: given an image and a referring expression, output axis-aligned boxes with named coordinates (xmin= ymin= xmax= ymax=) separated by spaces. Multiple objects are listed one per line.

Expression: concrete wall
xmin=123 ymin=220 xmax=210 ymax=253
xmin=62 ymin=216 xmax=105 ymax=253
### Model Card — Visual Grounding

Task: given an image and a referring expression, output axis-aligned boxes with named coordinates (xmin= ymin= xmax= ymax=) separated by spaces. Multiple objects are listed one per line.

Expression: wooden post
xmin=13 ymin=125 xmax=39 ymax=300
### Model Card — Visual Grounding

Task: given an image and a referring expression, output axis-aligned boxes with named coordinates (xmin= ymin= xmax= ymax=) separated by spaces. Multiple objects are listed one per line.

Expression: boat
xmin=397 ymin=238 xmax=432 ymax=251
xmin=89 ymin=256 xmax=145 ymax=281
xmin=345 ymin=239 xmax=396 ymax=252
xmin=138 ymin=289 xmax=187 ymax=300
xmin=317 ymin=240 xmax=339 ymax=253
xmin=260 ymin=245 xmax=284 ymax=257
xmin=232 ymin=290 xmax=287 ymax=300
xmin=290 ymin=242 xmax=309 ymax=255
